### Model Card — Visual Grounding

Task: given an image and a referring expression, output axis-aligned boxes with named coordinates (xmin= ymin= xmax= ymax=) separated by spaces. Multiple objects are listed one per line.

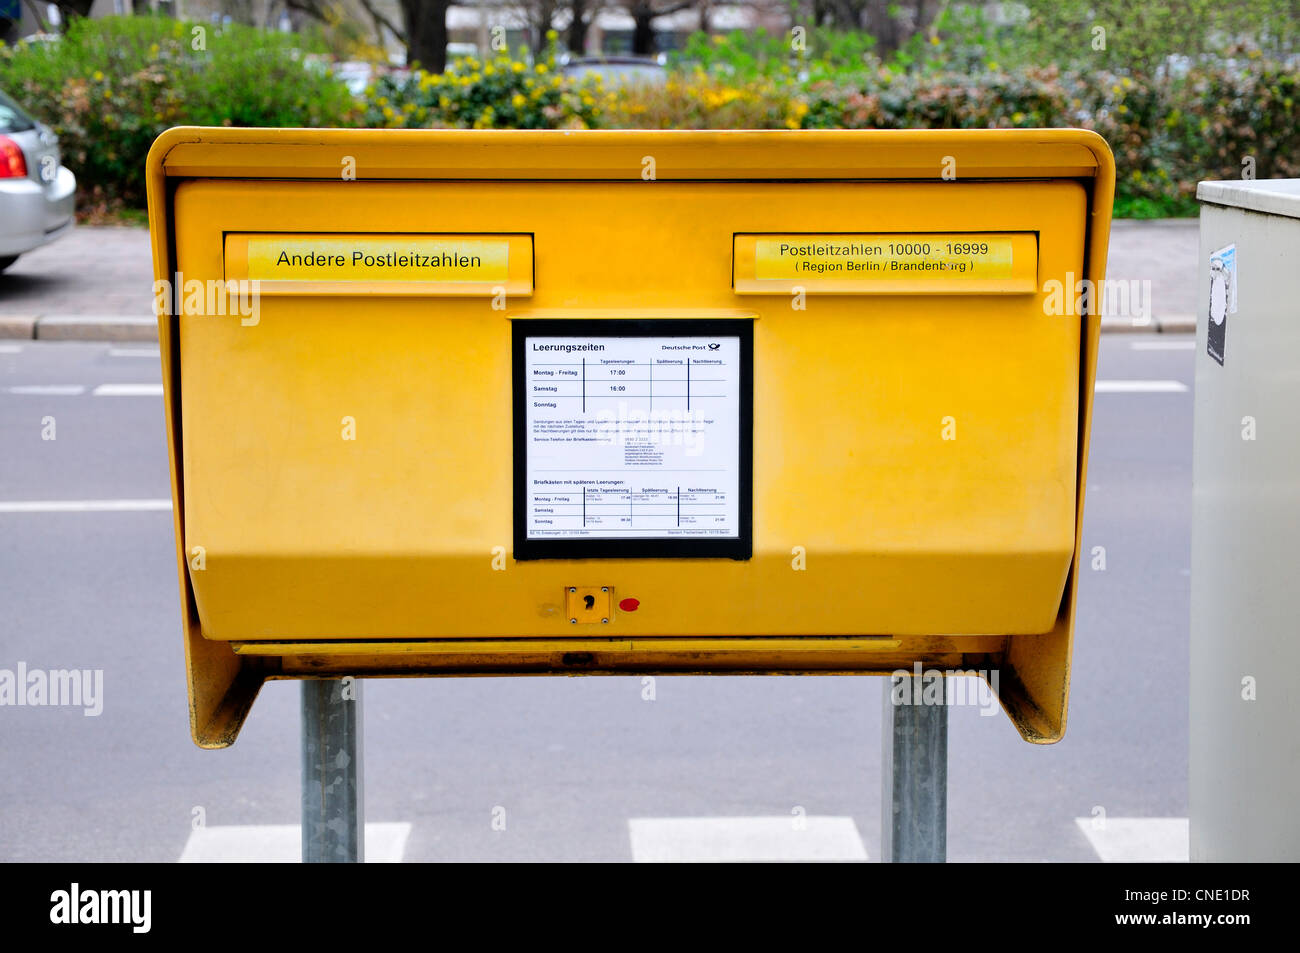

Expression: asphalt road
xmin=0 ymin=336 xmax=1195 ymax=862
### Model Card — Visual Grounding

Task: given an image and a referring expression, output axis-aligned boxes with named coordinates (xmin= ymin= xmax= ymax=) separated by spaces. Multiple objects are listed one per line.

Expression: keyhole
xmin=583 ymin=594 xmax=595 ymax=610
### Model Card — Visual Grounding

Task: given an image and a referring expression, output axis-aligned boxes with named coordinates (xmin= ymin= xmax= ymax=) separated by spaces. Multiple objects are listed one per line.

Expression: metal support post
xmin=881 ymin=674 xmax=947 ymax=862
xmin=302 ymin=678 xmax=364 ymax=863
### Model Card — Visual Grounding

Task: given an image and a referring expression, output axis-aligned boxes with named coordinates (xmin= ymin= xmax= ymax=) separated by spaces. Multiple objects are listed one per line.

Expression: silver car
xmin=0 ymin=88 xmax=75 ymax=273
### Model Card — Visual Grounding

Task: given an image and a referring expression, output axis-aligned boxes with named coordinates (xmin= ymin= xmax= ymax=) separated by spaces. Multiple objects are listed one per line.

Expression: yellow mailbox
xmin=145 ymin=127 xmax=1114 ymax=748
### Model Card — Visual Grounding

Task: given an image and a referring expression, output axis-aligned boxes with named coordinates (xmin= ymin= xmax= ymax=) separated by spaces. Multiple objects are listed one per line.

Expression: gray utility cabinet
xmin=1191 ymin=179 xmax=1300 ymax=861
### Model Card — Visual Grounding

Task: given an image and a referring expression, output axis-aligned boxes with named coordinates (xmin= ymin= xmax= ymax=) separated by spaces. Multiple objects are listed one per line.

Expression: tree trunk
xmin=568 ymin=0 xmax=590 ymax=54
xmin=531 ymin=0 xmax=559 ymax=55
xmin=631 ymin=9 xmax=655 ymax=55
xmin=399 ymin=0 xmax=449 ymax=73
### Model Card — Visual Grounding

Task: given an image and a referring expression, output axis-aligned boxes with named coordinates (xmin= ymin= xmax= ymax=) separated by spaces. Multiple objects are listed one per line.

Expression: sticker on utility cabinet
xmin=1207 ymin=243 xmax=1236 ymax=366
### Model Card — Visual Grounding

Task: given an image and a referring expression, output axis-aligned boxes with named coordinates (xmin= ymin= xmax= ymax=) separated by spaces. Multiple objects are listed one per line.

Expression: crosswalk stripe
xmin=180 ymin=823 xmax=411 ymax=863
xmin=91 ymin=383 xmax=163 ymax=396
xmin=1095 ymin=379 xmax=1188 ymax=393
xmin=628 ymin=816 xmax=868 ymax=863
xmin=5 ymin=385 xmax=85 ymax=395
xmin=1130 ymin=340 xmax=1195 ymax=351
xmin=1074 ymin=817 xmax=1188 ymax=862
xmin=0 ymin=499 xmax=172 ymax=513
xmin=108 ymin=348 xmax=160 ymax=358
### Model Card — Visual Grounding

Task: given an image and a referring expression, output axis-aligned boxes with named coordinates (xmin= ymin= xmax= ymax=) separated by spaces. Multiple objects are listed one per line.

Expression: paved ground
xmin=0 ymin=335 xmax=1196 ymax=862
xmin=0 ymin=227 xmax=153 ymax=317
xmin=1107 ymin=219 xmax=1201 ymax=319
xmin=0 ymin=221 xmax=1200 ymax=322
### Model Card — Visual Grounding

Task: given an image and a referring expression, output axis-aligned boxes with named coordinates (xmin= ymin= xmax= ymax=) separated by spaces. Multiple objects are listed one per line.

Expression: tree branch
xmin=358 ymin=0 xmax=407 ymax=43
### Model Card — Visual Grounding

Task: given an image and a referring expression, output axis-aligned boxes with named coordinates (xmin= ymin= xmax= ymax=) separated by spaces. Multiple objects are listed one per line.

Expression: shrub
xmin=361 ymin=47 xmax=605 ymax=130
xmin=609 ymin=71 xmax=806 ymax=129
xmin=801 ymin=61 xmax=1300 ymax=216
xmin=0 ymin=15 xmax=357 ymax=211
xmin=672 ymin=27 xmax=878 ymax=85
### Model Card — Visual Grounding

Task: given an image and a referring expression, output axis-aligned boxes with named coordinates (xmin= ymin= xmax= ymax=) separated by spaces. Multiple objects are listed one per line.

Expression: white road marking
xmin=1130 ymin=340 xmax=1195 ymax=351
xmin=91 ymin=383 xmax=163 ymax=396
xmin=108 ymin=347 xmax=160 ymax=358
xmin=179 ymin=823 xmax=411 ymax=863
xmin=0 ymin=344 xmax=22 ymax=354
xmin=1095 ymin=379 xmax=1188 ymax=393
xmin=0 ymin=499 xmax=172 ymax=513
xmin=1074 ymin=817 xmax=1189 ymax=863
xmin=628 ymin=816 xmax=868 ymax=863
xmin=5 ymin=385 xmax=86 ymax=395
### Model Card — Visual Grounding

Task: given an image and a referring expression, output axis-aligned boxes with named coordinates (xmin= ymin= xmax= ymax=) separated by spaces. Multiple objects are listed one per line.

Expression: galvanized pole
xmin=302 ymin=678 xmax=364 ymax=863
xmin=881 ymin=674 xmax=947 ymax=862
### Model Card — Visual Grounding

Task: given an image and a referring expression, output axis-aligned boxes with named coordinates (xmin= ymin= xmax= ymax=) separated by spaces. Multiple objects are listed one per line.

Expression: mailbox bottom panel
xmin=182 ymin=630 xmax=1074 ymax=747
xmin=186 ymin=550 xmax=1074 ymax=641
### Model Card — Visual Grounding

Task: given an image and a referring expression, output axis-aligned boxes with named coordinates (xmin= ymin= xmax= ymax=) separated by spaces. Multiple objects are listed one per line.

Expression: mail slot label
xmin=247 ymin=235 xmax=509 ymax=281
xmin=223 ymin=233 xmax=534 ymax=295
xmin=734 ymin=232 xmax=1037 ymax=294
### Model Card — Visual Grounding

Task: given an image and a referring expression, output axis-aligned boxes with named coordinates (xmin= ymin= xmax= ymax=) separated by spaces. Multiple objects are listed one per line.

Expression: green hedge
xmin=3 ymin=16 xmax=1296 ymax=219
xmin=0 ymin=15 xmax=356 ymax=211
xmin=800 ymin=62 xmax=1300 ymax=217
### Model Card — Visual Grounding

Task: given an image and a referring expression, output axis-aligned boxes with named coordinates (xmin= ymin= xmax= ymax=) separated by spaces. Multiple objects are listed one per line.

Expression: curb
xmin=0 ymin=315 xmax=38 ymax=339
xmin=0 ymin=315 xmax=159 ymax=342
xmin=35 ymin=315 xmax=159 ymax=342
xmin=1 ymin=314 xmax=1197 ymax=342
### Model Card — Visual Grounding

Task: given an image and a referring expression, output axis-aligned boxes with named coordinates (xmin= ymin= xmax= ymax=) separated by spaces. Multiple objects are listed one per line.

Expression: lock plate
xmin=566 ymin=587 xmax=612 ymax=625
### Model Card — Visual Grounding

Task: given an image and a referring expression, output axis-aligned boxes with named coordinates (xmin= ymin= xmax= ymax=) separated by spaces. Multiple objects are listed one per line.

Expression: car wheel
xmin=0 ymin=255 xmax=17 ymax=273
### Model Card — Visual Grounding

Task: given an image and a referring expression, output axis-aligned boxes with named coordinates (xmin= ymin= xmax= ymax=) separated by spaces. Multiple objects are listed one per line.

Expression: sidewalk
xmin=0 ymin=221 xmax=1201 ymax=340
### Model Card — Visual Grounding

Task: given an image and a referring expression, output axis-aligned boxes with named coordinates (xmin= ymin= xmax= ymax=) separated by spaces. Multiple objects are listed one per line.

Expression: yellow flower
xmin=536 ymin=63 xmax=548 ymax=74
xmin=512 ymin=61 xmax=524 ymax=73
xmin=929 ymin=35 xmax=940 ymax=46
xmin=512 ymin=93 xmax=526 ymax=108
xmin=484 ymin=64 xmax=495 ymax=76
xmin=92 ymin=70 xmax=104 ymax=81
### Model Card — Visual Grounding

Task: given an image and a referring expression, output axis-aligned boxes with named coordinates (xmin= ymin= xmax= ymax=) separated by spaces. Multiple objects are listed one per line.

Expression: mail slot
xmin=146 ymin=127 xmax=1114 ymax=747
